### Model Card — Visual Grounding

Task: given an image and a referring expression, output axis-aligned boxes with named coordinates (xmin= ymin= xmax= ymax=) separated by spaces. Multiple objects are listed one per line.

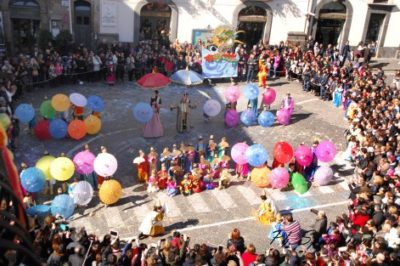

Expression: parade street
xmin=16 ymin=77 xmax=354 ymax=251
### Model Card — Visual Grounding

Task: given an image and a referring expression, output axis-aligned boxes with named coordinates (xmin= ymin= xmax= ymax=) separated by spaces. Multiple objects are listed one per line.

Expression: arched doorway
xmin=139 ymin=2 xmax=171 ymax=44
xmin=232 ymin=1 xmax=273 ymax=48
xmin=236 ymin=6 xmax=267 ymax=47
xmin=314 ymin=1 xmax=348 ymax=46
xmin=9 ymin=0 xmax=40 ymax=51
xmin=74 ymin=0 xmax=91 ymax=48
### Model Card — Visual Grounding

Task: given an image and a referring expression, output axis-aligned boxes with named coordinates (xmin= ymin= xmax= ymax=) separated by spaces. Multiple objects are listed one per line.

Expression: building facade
xmin=0 ymin=0 xmax=399 ymax=57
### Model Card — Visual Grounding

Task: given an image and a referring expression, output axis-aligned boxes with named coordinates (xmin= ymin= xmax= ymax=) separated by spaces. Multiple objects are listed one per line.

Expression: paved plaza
xmin=16 ymin=76 xmax=356 ymax=250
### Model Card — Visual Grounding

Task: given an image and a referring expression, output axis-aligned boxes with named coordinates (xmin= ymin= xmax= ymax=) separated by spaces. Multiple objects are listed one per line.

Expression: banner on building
xmin=201 ymin=49 xmax=238 ymax=79
xmin=101 ymin=0 xmax=118 ymax=27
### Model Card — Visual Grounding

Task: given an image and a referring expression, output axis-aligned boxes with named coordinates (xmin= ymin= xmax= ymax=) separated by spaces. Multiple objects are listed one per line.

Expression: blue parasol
xmin=170 ymin=69 xmax=204 ymax=86
xmin=26 ymin=205 xmax=51 ymax=216
xmin=87 ymin=95 xmax=105 ymax=112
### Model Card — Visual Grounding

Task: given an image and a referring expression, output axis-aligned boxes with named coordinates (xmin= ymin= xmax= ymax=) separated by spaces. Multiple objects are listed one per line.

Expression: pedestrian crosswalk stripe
xmin=104 ymin=206 xmax=125 ymax=228
xmin=211 ymin=189 xmax=238 ymax=209
xmin=299 ymin=190 xmax=313 ymax=197
xmin=317 ymin=186 xmax=335 ymax=194
xmin=267 ymin=188 xmax=287 ymax=201
xmin=156 ymin=191 xmax=182 ymax=218
xmin=339 ymin=181 xmax=350 ymax=190
xmin=235 ymin=186 xmax=262 ymax=205
xmin=186 ymin=193 xmax=211 ymax=213
xmin=133 ymin=199 xmax=151 ymax=220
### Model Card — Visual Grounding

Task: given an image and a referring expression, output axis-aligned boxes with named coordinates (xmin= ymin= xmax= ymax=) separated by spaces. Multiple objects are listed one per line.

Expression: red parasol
xmin=34 ymin=120 xmax=51 ymax=140
xmin=137 ymin=73 xmax=171 ymax=89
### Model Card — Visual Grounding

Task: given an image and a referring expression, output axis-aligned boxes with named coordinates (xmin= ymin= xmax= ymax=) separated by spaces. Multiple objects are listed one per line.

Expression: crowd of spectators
xmin=1 ymin=34 xmax=400 ymax=265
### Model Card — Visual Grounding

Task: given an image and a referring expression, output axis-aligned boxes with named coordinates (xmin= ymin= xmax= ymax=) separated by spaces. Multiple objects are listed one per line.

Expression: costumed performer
xmin=195 ymin=135 xmax=206 ymax=163
xmin=256 ymin=190 xmax=277 ymax=225
xmin=258 ymin=59 xmax=268 ymax=88
xmin=184 ymin=144 xmax=196 ymax=173
xmin=147 ymin=169 xmax=159 ymax=193
xmin=133 ymin=149 xmax=150 ymax=183
xmin=280 ymin=92 xmax=295 ymax=116
xmin=166 ymin=176 xmax=178 ymax=197
xmin=170 ymin=92 xmax=196 ymax=133
xmin=148 ymin=147 xmax=158 ymax=173
xmin=217 ymin=137 xmax=230 ymax=159
xmin=143 ymin=98 xmax=164 ymax=138
xmin=206 ymin=135 xmax=217 ymax=162
xmin=160 ymin=147 xmax=171 ymax=170
xmin=218 ymin=169 xmax=235 ymax=190
xmin=180 ymin=173 xmax=193 ymax=196
xmin=138 ymin=200 xmax=165 ymax=239
xmin=157 ymin=163 xmax=169 ymax=190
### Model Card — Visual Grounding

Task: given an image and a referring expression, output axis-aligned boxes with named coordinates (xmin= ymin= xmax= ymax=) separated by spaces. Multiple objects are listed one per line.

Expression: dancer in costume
xmin=256 ymin=190 xmax=277 ymax=225
xmin=180 ymin=174 xmax=193 ymax=196
xmin=195 ymin=135 xmax=206 ymax=163
xmin=206 ymin=135 xmax=217 ymax=162
xmin=170 ymin=92 xmax=196 ymax=133
xmin=166 ymin=176 xmax=178 ymax=197
xmin=148 ymin=147 xmax=158 ymax=173
xmin=160 ymin=147 xmax=171 ymax=170
xmin=217 ymin=137 xmax=230 ymax=158
xmin=138 ymin=200 xmax=165 ymax=239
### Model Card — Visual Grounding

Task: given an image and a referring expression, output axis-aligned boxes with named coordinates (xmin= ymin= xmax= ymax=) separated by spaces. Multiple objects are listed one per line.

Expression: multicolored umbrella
xmin=137 ymin=73 xmax=171 ymax=89
xmin=170 ymin=69 xmax=203 ymax=86
xmin=36 ymin=155 xmax=56 ymax=180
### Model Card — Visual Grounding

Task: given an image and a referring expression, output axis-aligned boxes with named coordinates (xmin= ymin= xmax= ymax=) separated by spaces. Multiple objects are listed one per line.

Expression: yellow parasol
xmin=51 ymin=94 xmax=71 ymax=112
xmin=50 ymin=157 xmax=75 ymax=181
xmin=250 ymin=166 xmax=271 ymax=188
xmin=84 ymin=115 xmax=102 ymax=135
xmin=99 ymin=179 xmax=122 ymax=205
xmin=36 ymin=155 xmax=56 ymax=180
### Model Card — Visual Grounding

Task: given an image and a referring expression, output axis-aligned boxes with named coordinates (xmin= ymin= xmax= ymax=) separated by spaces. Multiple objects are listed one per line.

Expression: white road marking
xmin=133 ymin=199 xmax=151 ymax=220
xmin=339 ymin=181 xmax=350 ymax=190
xmin=104 ymin=206 xmax=125 ymax=228
xmin=179 ymin=200 xmax=350 ymax=232
xmin=211 ymin=189 xmax=238 ymax=209
xmin=317 ymin=186 xmax=335 ymax=194
xmin=268 ymin=189 xmax=287 ymax=201
xmin=296 ymin=98 xmax=319 ymax=105
xmin=235 ymin=186 xmax=262 ymax=205
xmin=299 ymin=190 xmax=313 ymax=197
xmin=156 ymin=192 xmax=182 ymax=218
xmin=186 ymin=193 xmax=211 ymax=213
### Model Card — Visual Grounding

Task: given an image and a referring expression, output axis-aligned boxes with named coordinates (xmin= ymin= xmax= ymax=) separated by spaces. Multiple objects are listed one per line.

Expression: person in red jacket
xmin=241 ymin=244 xmax=257 ymax=266
xmin=351 ymin=207 xmax=370 ymax=228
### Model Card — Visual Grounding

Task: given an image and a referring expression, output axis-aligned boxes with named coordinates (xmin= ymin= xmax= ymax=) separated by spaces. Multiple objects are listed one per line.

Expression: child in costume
xmin=166 ymin=176 xmax=178 ymax=197
xmin=148 ymin=147 xmax=158 ymax=173
xmin=217 ymin=137 xmax=230 ymax=158
xmin=147 ymin=169 xmax=159 ymax=193
xmin=133 ymin=149 xmax=149 ymax=183
xmin=157 ymin=163 xmax=169 ymax=190
xmin=235 ymin=162 xmax=249 ymax=179
xmin=180 ymin=174 xmax=193 ymax=196
xmin=218 ymin=169 xmax=234 ymax=190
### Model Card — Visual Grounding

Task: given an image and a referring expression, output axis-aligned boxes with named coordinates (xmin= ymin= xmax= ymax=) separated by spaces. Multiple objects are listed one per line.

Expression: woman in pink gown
xmin=143 ymin=96 xmax=164 ymax=138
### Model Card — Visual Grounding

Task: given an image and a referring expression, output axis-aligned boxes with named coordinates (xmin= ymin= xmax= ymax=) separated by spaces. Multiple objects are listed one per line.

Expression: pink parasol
xmin=73 ymin=150 xmax=96 ymax=175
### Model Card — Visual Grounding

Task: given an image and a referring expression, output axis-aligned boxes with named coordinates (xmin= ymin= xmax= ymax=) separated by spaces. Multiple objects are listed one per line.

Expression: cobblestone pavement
xmin=16 ymin=76 xmax=354 ymax=251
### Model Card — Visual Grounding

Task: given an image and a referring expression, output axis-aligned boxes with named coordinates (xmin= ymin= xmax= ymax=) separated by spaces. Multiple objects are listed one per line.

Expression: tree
xmin=38 ymin=29 xmax=53 ymax=50
xmin=55 ymin=30 xmax=73 ymax=54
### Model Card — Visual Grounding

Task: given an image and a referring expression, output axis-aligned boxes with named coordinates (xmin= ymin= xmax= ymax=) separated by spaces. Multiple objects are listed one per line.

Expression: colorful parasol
xmin=84 ymin=115 xmax=101 ymax=135
xmin=137 ymin=73 xmax=171 ymax=89
xmin=94 ymin=153 xmax=118 ymax=177
xmin=36 ymin=155 xmax=56 ymax=180
xmin=69 ymin=93 xmax=87 ymax=107
xmin=87 ymin=95 xmax=105 ymax=112
xmin=170 ymin=69 xmax=203 ymax=86
xmin=40 ymin=100 xmax=56 ymax=119
xmin=15 ymin=103 xmax=35 ymax=124
xmin=68 ymin=120 xmax=87 ymax=140
xmin=73 ymin=150 xmax=96 ymax=175
xmin=51 ymin=94 xmax=71 ymax=112
xmin=99 ymin=179 xmax=122 ymax=205
xmin=50 ymin=157 xmax=75 ymax=181
xmin=34 ymin=120 xmax=51 ymax=140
